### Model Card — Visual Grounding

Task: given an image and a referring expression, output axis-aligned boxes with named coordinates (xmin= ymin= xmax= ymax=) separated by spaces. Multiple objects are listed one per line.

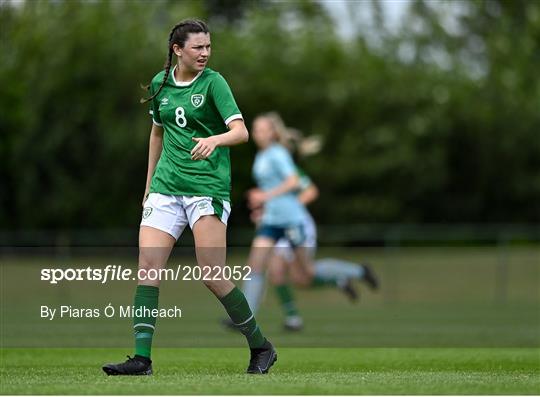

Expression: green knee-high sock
xmin=133 ymin=285 xmax=159 ymax=359
xmin=219 ymin=287 xmax=266 ymax=348
xmin=274 ymin=284 xmax=299 ymax=317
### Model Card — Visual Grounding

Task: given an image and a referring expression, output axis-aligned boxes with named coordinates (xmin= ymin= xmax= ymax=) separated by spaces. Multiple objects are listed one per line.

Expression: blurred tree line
xmin=1 ymin=0 xmax=539 ymax=230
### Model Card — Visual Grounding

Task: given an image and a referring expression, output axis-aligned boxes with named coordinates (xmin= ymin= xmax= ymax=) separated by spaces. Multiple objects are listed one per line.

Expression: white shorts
xmin=140 ymin=193 xmax=231 ymax=240
xmin=274 ymin=212 xmax=317 ymax=262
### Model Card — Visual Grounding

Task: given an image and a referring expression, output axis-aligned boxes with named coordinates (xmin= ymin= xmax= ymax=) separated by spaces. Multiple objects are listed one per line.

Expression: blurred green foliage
xmin=1 ymin=0 xmax=539 ymax=229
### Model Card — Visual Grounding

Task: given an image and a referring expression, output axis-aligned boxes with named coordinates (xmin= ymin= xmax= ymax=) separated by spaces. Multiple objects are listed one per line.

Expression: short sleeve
xmin=210 ymin=74 xmax=243 ymax=126
xmin=271 ymin=146 xmax=297 ymax=180
xmin=149 ymin=82 xmax=162 ymax=126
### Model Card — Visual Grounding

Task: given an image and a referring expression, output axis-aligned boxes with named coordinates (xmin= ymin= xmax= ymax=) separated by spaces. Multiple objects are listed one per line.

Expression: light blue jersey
xmin=252 ymin=143 xmax=306 ymax=226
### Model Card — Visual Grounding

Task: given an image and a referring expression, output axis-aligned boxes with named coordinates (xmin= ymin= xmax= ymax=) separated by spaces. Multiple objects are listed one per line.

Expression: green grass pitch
xmin=1 ymin=246 xmax=539 ymax=394
xmin=1 ymin=347 xmax=539 ymax=394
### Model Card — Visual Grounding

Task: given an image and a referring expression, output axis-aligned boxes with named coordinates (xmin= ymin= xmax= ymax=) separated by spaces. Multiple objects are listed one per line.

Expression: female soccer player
xmin=241 ymin=116 xmax=379 ymax=331
xmin=103 ymin=19 xmax=276 ymax=376
xmin=266 ymin=169 xmax=379 ymax=331
xmin=239 ymin=113 xmax=376 ymax=322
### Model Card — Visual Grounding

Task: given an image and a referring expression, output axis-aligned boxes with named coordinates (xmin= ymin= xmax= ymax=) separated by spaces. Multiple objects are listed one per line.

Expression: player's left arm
xmin=191 ymin=119 xmax=248 ymax=160
xmin=191 ymin=74 xmax=248 ymax=160
xmin=298 ymin=183 xmax=319 ymax=206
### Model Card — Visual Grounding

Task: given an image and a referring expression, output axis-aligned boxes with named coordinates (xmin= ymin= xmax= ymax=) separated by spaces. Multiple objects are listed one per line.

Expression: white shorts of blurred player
xmin=140 ymin=192 xmax=231 ymax=240
xmin=274 ymin=212 xmax=317 ymax=262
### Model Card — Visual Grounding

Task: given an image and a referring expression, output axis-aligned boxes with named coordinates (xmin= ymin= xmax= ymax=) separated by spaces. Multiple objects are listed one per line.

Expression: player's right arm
xmin=248 ymin=174 xmax=300 ymax=208
xmin=142 ymin=123 xmax=164 ymax=206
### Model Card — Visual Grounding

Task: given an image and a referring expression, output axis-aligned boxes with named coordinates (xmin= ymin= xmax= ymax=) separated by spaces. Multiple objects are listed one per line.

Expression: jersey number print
xmin=175 ymin=107 xmax=187 ymax=128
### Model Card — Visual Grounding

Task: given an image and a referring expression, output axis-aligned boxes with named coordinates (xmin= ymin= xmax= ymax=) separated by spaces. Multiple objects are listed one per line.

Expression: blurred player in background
xmin=103 ymin=19 xmax=276 ymax=376
xmin=229 ymin=112 xmax=379 ymax=331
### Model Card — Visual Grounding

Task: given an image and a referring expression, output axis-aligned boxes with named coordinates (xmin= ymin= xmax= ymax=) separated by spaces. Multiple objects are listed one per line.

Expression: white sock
xmin=242 ymin=272 xmax=265 ymax=315
xmin=314 ymin=258 xmax=364 ymax=283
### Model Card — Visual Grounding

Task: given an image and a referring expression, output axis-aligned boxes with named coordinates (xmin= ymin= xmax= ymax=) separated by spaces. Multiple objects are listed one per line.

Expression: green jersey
xmin=148 ymin=66 xmax=242 ymax=201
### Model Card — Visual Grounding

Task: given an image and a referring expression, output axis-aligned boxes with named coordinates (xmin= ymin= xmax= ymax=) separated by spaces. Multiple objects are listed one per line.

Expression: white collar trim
xmin=171 ymin=65 xmax=203 ymax=86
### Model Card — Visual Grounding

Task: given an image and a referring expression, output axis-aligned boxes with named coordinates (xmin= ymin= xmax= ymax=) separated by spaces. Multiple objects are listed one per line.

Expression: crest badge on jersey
xmin=191 ymin=94 xmax=204 ymax=108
